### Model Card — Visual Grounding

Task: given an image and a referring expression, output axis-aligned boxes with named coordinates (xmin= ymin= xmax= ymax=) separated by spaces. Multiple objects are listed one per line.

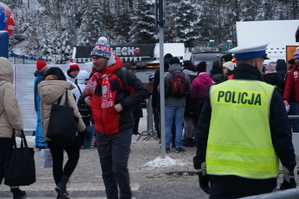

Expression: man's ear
xmin=254 ymin=58 xmax=261 ymax=68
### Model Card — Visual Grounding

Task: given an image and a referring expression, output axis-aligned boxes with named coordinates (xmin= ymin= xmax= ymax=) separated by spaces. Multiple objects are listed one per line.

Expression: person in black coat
xmin=152 ymin=53 xmax=173 ymax=140
xmin=276 ymin=59 xmax=287 ymax=92
xmin=263 ymin=61 xmax=281 ymax=90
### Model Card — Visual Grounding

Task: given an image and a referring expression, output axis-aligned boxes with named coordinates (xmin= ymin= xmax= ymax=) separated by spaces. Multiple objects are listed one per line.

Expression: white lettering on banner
xmin=113 ymin=47 xmax=136 ymax=56
xmin=114 ymin=47 xmax=121 ymax=56
xmin=121 ymin=47 xmax=135 ymax=56
xmin=120 ymin=56 xmax=150 ymax=62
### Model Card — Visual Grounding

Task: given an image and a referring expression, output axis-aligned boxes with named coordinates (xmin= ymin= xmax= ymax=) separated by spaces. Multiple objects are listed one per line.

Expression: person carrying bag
xmin=0 ymin=57 xmax=27 ymax=199
xmin=46 ymin=90 xmax=78 ymax=147
xmin=38 ymin=67 xmax=86 ymax=199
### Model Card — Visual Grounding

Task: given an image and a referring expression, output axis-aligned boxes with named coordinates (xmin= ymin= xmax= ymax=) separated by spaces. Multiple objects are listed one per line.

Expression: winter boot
xmin=10 ymin=187 xmax=27 ymax=199
xmin=55 ymin=175 xmax=70 ymax=199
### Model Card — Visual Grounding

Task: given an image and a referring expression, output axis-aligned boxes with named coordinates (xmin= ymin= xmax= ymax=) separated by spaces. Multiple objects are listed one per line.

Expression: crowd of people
xmin=1 ymin=39 xmax=299 ymax=199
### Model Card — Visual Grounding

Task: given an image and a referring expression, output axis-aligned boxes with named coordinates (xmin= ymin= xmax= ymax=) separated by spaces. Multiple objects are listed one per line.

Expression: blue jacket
xmin=34 ymin=70 xmax=45 ymax=111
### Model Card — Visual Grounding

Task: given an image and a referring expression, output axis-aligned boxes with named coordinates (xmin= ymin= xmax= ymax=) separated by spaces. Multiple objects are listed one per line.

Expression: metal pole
xmin=73 ymin=0 xmax=77 ymax=46
xmin=158 ymin=0 xmax=166 ymax=159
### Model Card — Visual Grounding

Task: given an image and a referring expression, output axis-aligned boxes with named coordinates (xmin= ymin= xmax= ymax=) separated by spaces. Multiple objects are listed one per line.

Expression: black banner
xmin=74 ymin=44 xmax=156 ymax=63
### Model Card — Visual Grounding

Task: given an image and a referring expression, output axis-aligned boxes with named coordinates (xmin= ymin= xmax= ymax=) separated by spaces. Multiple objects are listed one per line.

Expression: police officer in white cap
xmin=193 ymin=42 xmax=296 ymax=198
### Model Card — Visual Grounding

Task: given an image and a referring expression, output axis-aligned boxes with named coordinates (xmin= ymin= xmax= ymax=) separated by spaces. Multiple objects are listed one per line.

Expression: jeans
xmin=96 ymin=129 xmax=132 ymax=199
xmin=165 ymin=106 xmax=185 ymax=148
xmin=35 ymin=110 xmax=45 ymax=147
xmin=289 ymin=101 xmax=299 ymax=132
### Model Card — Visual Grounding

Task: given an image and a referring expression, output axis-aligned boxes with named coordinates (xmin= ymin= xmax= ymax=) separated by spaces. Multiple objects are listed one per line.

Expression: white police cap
xmin=229 ymin=42 xmax=269 ymax=60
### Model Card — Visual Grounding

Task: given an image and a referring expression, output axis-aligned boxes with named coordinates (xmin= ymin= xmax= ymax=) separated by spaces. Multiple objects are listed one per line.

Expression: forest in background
xmin=3 ymin=0 xmax=299 ymax=63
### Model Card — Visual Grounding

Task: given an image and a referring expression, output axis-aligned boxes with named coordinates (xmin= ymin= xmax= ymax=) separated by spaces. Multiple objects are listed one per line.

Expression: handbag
xmin=47 ymin=90 xmax=78 ymax=147
xmin=40 ymin=148 xmax=53 ymax=168
xmin=4 ymin=130 xmax=36 ymax=186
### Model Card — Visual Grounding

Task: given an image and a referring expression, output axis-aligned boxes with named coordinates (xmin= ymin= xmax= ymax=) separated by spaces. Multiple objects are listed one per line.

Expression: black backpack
xmin=75 ymin=80 xmax=91 ymax=118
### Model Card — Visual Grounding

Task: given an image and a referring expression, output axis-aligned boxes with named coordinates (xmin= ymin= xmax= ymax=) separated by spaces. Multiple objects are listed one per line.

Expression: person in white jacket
xmin=72 ymin=70 xmax=90 ymax=104
xmin=65 ymin=61 xmax=80 ymax=87
xmin=0 ymin=57 xmax=27 ymax=199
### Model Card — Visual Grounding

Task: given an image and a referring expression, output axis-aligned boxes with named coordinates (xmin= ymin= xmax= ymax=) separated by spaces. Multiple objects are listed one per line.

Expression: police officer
xmin=193 ymin=42 xmax=297 ymax=198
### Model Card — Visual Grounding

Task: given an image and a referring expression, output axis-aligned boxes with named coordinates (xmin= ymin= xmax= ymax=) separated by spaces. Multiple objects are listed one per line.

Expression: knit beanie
xmin=36 ymin=60 xmax=47 ymax=71
xmin=148 ymin=75 xmax=154 ymax=81
xmin=221 ymin=53 xmax=233 ymax=62
xmin=293 ymin=47 xmax=299 ymax=59
xmin=69 ymin=61 xmax=80 ymax=72
xmin=223 ymin=61 xmax=235 ymax=71
xmin=288 ymin=59 xmax=295 ymax=65
xmin=90 ymin=36 xmax=111 ymax=59
xmin=183 ymin=60 xmax=196 ymax=72
xmin=196 ymin=61 xmax=207 ymax=73
xmin=265 ymin=61 xmax=277 ymax=74
xmin=164 ymin=53 xmax=173 ymax=71
xmin=169 ymin=57 xmax=180 ymax=65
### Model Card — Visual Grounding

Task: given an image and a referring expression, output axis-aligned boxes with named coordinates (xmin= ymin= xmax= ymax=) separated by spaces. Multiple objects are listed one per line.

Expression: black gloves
xmin=280 ymin=166 xmax=296 ymax=190
xmin=193 ymin=156 xmax=211 ymax=194
xmin=81 ymin=128 xmax=91 ymax=139
xmin=197 ymin=171 xmax=211 ymax=194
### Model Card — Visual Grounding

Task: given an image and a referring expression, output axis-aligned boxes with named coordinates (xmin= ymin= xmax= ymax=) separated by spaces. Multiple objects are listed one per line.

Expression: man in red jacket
xmin=283 ymin=48 xmax=299 ymax=133
xmin=84 ymin=36 xmax=148 ymax=199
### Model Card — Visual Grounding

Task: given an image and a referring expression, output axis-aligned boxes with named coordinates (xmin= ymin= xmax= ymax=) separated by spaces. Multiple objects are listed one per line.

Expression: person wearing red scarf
xmin=83 ymin=36 xmax=148 ymax=199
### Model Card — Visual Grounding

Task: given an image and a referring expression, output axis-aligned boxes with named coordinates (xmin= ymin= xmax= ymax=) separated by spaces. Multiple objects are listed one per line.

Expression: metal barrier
xmin=137 ymin=96 xmax=158 ymax=141
xmin=239 ymin=188 xmax=299 ymax=199
xmin=288 ymin=115 xmax=299 ymax=120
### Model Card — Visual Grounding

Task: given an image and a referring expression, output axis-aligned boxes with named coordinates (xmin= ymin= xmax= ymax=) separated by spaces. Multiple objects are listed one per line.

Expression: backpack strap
xmin=116 ymin=67 xmax=129 ymax=93
xmin=75 ymin=79 xmax=83 ymax=95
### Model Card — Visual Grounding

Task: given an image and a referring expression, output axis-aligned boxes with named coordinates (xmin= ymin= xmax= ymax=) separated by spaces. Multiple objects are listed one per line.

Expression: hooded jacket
xmin=38 ymin=79 xmax=86 ymax=141
xmin=73 ymin=70 xmax=90 ymax=104
xmin=161 ymin=63 xmax=192 ymax=107
xmin=191 ymin=72 xmax=214 ymax=99
xmin=0 ymin=57 xmax=23 ymax=138
xmin=85 ymin=54 xmax=148 ymax=135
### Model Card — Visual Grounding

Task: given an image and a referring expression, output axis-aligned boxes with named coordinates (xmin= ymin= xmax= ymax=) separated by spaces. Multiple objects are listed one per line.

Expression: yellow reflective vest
xmin=207 ymin=80 xmax=279 ymax=179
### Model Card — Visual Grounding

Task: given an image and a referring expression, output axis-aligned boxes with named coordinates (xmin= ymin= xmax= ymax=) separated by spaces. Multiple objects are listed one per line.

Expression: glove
xmin=280 ymin=166 xmax=296 ymax=190
xmin=80 ymin=128 xmax=91 ymax=139
xmin=193 ymin=156 xmax=211 ymax=194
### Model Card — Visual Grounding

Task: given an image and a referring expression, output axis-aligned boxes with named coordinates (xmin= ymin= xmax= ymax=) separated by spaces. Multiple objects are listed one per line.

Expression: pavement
xmin=1 ymin=111 xmax=299 ymax=198
xmin=0 ymin=130 xmax=209 ymax=199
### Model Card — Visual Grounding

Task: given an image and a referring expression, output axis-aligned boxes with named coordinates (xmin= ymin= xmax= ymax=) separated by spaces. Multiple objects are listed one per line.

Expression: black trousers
xmin=209 ymin=175 xmax=277 ymax=199
xmin=48 ymin=139 xmax=80 ymax=184
xmin=96 ymin=129 xmax=132 ymax=199
xmin=0 ymin=138 xmax=14 ymax=184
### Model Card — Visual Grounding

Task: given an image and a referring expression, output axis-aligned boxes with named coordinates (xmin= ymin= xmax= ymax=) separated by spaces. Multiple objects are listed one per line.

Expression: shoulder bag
xmin=4 ymin=130 xmax=36 ymax=186
xmin=46 ymin=90 xmax=78 ymax=147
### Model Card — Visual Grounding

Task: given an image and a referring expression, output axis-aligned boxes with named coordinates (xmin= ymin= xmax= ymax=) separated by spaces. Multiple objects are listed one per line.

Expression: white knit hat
xmin=223 ymin=61 xmax=235 ymax=71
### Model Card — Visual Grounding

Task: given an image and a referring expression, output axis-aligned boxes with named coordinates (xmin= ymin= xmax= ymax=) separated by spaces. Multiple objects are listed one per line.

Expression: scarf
xmin=100 ymin=73 xmax=113 ymax=109
xmin=84 ymin=73 xmax=114 ymax=109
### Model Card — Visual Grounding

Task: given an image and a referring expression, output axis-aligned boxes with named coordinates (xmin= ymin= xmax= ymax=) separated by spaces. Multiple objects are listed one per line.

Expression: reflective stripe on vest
xmin=207 ymin=80 xmax=279 ymax=179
